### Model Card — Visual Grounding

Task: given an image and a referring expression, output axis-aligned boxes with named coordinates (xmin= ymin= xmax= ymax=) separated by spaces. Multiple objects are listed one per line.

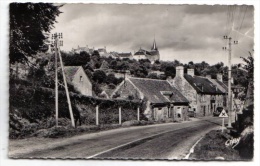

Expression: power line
xmin=225 ymin=6 xmax=231 ymax=36
xmin=234 ymin=5 xmax=243 ymax=41
xmin=228 ymin=6 xmax=236 ymax=36
xmin=234 ymin=44 xmax=249 ymax=56
xmin=238 ymin=6 xmax=248 ymax=39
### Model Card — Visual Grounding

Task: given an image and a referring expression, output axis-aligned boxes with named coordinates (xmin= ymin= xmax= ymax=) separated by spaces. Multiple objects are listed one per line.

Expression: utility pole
xmin=52 ymin=33 xmax=75 ymax=128
xmin=223 ymin=35 xmax=238 ymax=128
xmin=52 ymin=33 xmax=59 ymax=127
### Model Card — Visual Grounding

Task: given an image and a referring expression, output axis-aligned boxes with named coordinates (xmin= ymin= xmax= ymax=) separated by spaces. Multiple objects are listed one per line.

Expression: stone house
xmin=64 ymin=66 xmax=92 ymax=96
xmin=111 ymin=77 xmax=189 ymax=121
xmin=206 ymin=73 xmax=228 ymax=107
xmin=133 ymin=39 xmax=160 ymax=63
xmin=169 ymin=66 xmax=226 ymax=117
xmin=71 ymin=45 xmax=94 ymax=55
xmin=117 ymin=52 xmax=133 ymax=60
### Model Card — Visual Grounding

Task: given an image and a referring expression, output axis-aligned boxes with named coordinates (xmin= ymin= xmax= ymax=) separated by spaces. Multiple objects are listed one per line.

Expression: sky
xmin=51 ymin=4 xmax=254 ymax=65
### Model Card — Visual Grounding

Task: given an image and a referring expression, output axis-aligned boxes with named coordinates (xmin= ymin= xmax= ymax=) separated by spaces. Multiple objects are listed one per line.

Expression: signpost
xmin=219 ymin=109 xmax=229 ymax=133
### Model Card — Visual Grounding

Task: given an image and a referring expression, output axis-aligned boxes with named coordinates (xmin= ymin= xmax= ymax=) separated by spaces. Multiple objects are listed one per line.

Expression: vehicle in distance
xmin=187 ymin=110 xmax=196 ymax=118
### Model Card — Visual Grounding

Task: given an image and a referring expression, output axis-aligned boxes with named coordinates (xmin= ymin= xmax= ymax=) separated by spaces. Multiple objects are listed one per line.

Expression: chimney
xmin=176 ymin=66 xmax=184 ymax=77
xmin=187 ymin=69 xmax=194 ymax=77
xmin=217 ymin=73 xmax=223 ymax=82
xmin=206 ymin=75 xmax=211 ymax=79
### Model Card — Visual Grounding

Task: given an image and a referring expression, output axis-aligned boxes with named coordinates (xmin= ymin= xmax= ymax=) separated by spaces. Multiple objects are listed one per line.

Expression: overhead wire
xmin=235 ymin=44 xmax=249 ymax=56
xmin=236 ymin=5 xmax=249 ymax=41
xmin=238 ymin=6 xmax=248 ymax=33
xmin=228 ymin=5 xmax=236 ymax=36
xmin=234 ymin=5 xmax=243 ymax=42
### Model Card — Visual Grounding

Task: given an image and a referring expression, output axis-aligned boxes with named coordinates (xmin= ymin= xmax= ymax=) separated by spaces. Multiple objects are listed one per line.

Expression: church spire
xmin=151 ymin=38 xmax=158 ymax=51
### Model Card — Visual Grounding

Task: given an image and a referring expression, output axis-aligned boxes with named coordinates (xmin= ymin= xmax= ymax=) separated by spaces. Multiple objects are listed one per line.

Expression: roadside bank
xmin=189 ymin=128 xmax=253 ymax=160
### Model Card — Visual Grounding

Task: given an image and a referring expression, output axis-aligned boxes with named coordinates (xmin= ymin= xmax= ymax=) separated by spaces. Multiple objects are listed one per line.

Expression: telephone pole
xmin=52 ymin=33 xmax=59 ymax=127
xmin=223 ymin=35 xmax=238 ymax=128
xmin=52 ymin=33 xmax=75 ymax=128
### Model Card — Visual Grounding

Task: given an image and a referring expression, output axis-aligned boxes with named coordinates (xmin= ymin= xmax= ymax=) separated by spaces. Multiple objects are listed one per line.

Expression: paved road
xmin=9 ymin=117 xmax=223 ymax=159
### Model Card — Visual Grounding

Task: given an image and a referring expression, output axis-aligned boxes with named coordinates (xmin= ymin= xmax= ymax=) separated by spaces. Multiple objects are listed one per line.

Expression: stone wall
xmin=71 ymin=67 xmax=92 ymax=96
xmin=171 ymin=75 xmax=198 ymax=114
xmin=153 ymin=106 xmax=168 ymax=121
xmin=171 ymin=74 xmax=225 ymax=117
xmin=172 ymin=105 xmax=189 ymax=121
xmin=112 ymin=80 xmax=141 ymax=100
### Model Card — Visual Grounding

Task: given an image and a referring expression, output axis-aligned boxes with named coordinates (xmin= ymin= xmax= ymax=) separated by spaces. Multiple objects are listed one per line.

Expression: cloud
xmin=51 ymin=4 xmax=254 ymax=65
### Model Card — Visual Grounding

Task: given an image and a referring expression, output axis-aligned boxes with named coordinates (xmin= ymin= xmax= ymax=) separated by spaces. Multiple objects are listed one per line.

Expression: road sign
xmin=219 ymin=109 xmax=228 ymax=118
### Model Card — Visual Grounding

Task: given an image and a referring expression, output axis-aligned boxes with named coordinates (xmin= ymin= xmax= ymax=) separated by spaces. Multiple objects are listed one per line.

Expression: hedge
xmin=9 ymin=80 xmax=145 ymax=128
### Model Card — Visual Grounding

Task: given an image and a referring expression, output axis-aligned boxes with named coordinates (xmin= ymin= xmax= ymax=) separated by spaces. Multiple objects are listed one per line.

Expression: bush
xmin=20 ymin=123 xmax=39 ymax=138
xmin=10 ymin=81 xmax=144 ymax=138
xmin=93 ymin=70 xmax=107 ymax=83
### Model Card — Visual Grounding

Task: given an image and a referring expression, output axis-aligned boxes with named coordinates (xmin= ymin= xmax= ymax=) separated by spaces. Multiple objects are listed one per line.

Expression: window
xmin=80 ymin=76 xmax=83 ymax=82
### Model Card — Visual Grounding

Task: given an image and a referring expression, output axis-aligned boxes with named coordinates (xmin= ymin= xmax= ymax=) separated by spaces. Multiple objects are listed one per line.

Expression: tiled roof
xmin=184 ymin=74 xmax=225 ymax=95
xmin=215 ymin=79 xmax=228 ymax=92
xmin=223 ymin=81 xmax=235 ymax=87
xmin=149 ymin=50 xmax=159 ymax=56
xmin=134 ymin=48 xmax=151 ymax=56
xmin=128 ymin=77 xmax=189 ymax=104
xmin=99 ymin=60 xmax=109 ymax=69
xmin=118 ymin=52 xmax=132 ymax=57
xmin=63 ymin=66 xmax=81 ymax=82
xmin=98 ymin=48 xmax=106 ymax=52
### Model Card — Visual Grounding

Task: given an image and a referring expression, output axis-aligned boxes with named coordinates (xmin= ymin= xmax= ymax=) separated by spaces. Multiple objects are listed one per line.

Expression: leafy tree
xmin=27 ymin=63 xmax=46 ymax=86
xmin=106 ymin=73 xmax=118 ymax=85
xmin=79 ymin=51 xmax=91 ymax=63
xmin=214 ymin=62 xmax=224 ymax=70
xmin=61 ymin=51 xmax=91 ymax=66
xmin=188 ymin=61 xmax=194 ymax=65
xmin=93 ymin=70 xmax=107 ymax=83
xmin=109 ymin=60 xmax=117 ymax=69
xmin=154 ymin=60 xmax=160 ymax=65
xmin=91 ymin=51 xmax=101 ymax=69
xmin=240 ymin=53 xmax=254 ymax=80
xmin=92 ymin=82 xmax=102 ymax=95
xmin=10 ymin=3 xmax=62 ymax=64
xmin=164 ymin=66 xmax=176 ymax=78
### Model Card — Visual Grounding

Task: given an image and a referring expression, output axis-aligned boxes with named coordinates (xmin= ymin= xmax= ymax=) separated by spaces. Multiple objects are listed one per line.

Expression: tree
xmin=164 ymin=66 xmax=176 ymax=78
xmin=93 ymin=70 xmax=107 ymax=83
xmin=240 ymin=53 xmax=254 ymax=80
xmin=106 ymin=73 xmax=118 ymax=85
xmin=79 ymin=51 xmax=91 ymax=63
xmin=109 ymin=60 xmax=117 ymax=70
xmin=240 ymin=53 xmax=254 ymax=98
xmin=10 ymin=3 xmax=62 ymax=64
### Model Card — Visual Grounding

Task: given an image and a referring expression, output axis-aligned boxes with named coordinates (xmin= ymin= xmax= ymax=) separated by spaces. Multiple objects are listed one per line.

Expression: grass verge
xmin=189 ymin=130 xmax=241 ymax=160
